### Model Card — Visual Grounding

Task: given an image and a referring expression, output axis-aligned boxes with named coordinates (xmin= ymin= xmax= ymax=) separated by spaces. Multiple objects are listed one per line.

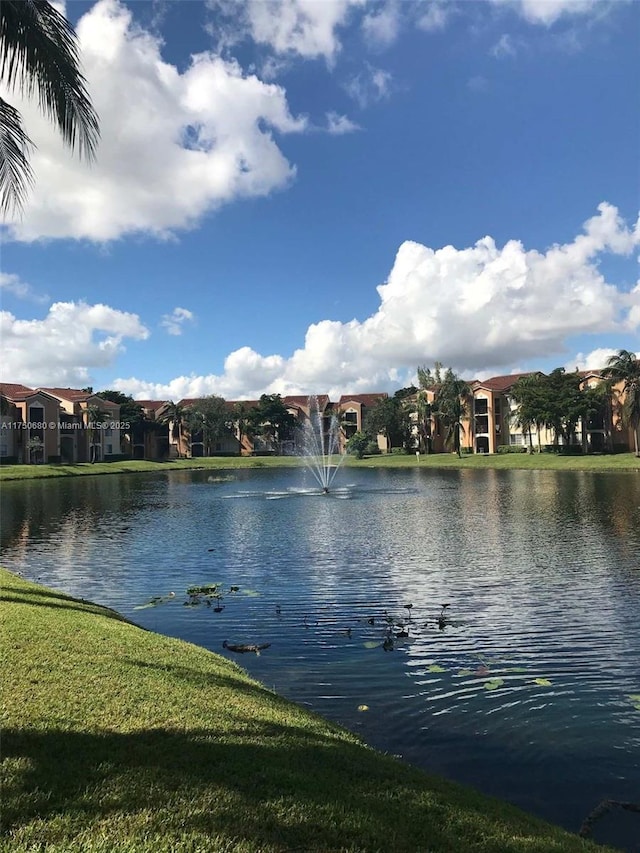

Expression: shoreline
xmin=1 ymin=451 xmax=639 ymax=482
xmin=1 ymin=568 xmax=615 ymax=853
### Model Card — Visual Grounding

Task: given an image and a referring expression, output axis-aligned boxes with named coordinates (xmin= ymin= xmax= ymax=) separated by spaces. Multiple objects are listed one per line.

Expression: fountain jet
xmin=300 ymin=396 xmax=348 ymax=493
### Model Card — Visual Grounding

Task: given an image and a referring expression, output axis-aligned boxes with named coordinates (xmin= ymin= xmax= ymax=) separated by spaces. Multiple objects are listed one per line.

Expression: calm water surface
xmin=2 ymin=467 xmax=639 ymax=850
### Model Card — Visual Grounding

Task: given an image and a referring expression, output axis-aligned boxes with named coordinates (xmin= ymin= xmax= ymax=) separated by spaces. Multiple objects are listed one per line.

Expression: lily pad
xmin=357 ymin=704 xmax=370 ymax=712
xmin=505 ymin=667 xmax=528 ymax=673
xmin=457 ymin=669 xmax=474 ymax=677
xmin=533 ymin=678 xmax=552 ymax=687
xmin=628 ymin=694 xmax=640 ymax=702
xmin=428 ymin=664 xmax=446 ymax=673
xmin=363 ymin=641 xmax=381 ymax=649
xmin=484 ymin=677 xmax=504 ymax=691
xmin=242 ymin=589 xmax=261 ymax=598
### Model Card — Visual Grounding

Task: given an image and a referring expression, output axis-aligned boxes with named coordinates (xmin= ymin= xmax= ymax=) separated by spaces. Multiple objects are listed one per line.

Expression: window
xmin=474 ymin=398 xmax=488 ymax=415
xmin=343 ymin=411 xmax=357 ymax=423
xmin=106 ymin=443 xmax=113 ymax=454
xmin=494 ymin=398 xmax=501 ymax=416
xmin=105 ymin=427 xmax=112 ymax=436
xmin=509 ymin=433 xmax=525 ymax=446
xmin=475 ymin=415 xmax=489 ymax=434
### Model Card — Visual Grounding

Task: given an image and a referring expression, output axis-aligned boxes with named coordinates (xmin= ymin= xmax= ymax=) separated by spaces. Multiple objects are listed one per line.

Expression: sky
xmin=0 ymin=0 xmax=638 ymax=402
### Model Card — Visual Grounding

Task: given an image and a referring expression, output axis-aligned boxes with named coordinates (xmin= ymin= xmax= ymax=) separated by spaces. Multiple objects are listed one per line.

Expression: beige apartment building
xmin=0 ymin=384 xmax=121 ymax=464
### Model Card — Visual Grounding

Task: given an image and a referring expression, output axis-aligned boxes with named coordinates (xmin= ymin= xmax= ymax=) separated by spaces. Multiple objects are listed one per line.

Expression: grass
xmin=0 ymin=451 xmax=639 ymax=481
xmin=0 ymin=569 xmax=616 ymax=853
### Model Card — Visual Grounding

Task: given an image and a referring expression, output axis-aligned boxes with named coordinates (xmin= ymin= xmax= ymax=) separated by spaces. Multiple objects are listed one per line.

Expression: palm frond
xmin=0 ymin=0 xmax=99 ymax=159
xmin=0 ymin=96 xmax=33 ymax=215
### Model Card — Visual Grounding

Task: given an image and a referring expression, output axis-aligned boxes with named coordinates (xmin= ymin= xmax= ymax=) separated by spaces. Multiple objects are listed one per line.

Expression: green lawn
xmin=0 ymin=451 xmax=638 ymax=481
xmin=0 ymin=570 xmax=615 ymax=853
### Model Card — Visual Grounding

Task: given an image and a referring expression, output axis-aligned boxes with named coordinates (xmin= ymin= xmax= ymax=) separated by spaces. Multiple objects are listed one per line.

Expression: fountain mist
xmin=300 ymin=397 xmax=347 ymax=492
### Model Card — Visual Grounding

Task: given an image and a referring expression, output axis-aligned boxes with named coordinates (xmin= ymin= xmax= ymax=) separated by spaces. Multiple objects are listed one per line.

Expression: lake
xmin=1 ymin=466 xmax=639 ymax=850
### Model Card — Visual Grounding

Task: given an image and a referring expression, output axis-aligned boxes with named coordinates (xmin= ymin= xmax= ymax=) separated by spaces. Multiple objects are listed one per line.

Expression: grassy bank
xmin=0 ymin=451 xmax=639 ymax=481
xmin=0 ymin=570 xmax=613 ymax=853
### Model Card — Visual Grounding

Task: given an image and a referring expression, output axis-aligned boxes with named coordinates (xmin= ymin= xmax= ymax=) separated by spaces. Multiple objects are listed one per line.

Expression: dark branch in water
xmin=578 ymin=799 xmax=640 ymax=838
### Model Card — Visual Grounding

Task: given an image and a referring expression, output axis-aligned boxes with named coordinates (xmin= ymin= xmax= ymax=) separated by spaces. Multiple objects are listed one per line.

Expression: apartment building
xmin=0 ymin=384 xmax=121 ymax=463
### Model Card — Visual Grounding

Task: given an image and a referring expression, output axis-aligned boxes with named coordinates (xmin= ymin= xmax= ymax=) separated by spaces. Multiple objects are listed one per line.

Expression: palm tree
xmin=434 ymin=370 xmax=472 ymax=457
xmin=85 ymin=403 xmax=108 ymax=463
xmin=601 ymin=349 xmax=640 ymax=457
xmin=158 ymin=402 xmax=188 ymax=458
xmin=0 ymin=0 xmax=99 ymax=214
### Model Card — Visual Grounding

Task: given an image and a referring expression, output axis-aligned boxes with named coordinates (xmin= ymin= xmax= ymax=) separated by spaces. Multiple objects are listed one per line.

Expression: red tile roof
xmin=39 ymin=387 xmax=94 ymax=402
xmin=338 ymin=393 xmax=388 ymax=407
xmin=0 ymin=383 xmax=36 ymax=400
xmin=472 ymin=372 xmax=539 ymax=392
xmin=136 ymin=400 xmax=169 ymax=411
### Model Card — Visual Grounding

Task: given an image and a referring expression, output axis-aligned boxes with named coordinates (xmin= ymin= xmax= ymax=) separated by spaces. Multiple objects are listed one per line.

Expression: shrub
xmin=0 ymin=456 xmax=18 ymax=465
xmin=47 ymin=455 xmax=62 ymax=464
xmin=496 ymin=445 xmax=528 ymax=454
xmin=365 ymin=442 xmax=381 ymax=456
xmin=104 ymin=454 xmax=132 ymax=462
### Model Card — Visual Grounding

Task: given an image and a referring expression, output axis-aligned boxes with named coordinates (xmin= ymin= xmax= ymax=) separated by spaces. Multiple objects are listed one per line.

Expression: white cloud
xmin=161 ymin=307 xmax=196 ymax=336
xmin=111 ymin=203 xmax=639 ymax=401
xmin=362 ymin=1 xmax=402 ymax=47
xmin=0 ymin=272 xmax=49 ymax=304
xmin=0 ymin=301 xmax=149 ymax=386
xmin=1 ymin=0 xmax=308 ymax=242
xmin=492 ymin=0 xmax=606 ymax=26
xmin=490 ymin=33 xmax=518 ymax=58
xmin=326 ymin=111 xmax=361 ymax=134
xmin=209 ymin=0 xmax=366 ymax=63
xmin=344 ymin=62 xmax=393 ymax=108
xmin=416 ymin=1 xmax=452 ymax=33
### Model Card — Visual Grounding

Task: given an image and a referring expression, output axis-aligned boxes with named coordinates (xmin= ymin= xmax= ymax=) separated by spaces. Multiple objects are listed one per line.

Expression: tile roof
xmin=472 ymin=372 xmax=539 ymax=392
xmin=0 ymin=383 xmax=36 ymax=401
xmin=39 ymin=387 xmax=94 ymax=402
xmin=338 ymin=393 xmax=388 ymax=407
xmin=136 ymin=400 xmax=169 ymax=411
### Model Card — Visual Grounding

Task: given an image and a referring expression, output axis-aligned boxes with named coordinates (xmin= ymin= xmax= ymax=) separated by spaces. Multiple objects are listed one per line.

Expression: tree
xmin=0 ymin=0 xmax=99 ymax=214
xmin=363 ymin=397 xmax=411 ymax=452
xmin=232 ymin=401 xmax=255 ymax=456
xmin=158 ymin=402 xmax=188 ymax=458
xmin=96 ymin=390 xmax=144 ymax=449
xmin=85 ymin=403 xmax=109 ymax=463
xmin=186 ymin=396 xmax=231 ymax=457
xmin=433 ymin=369 xmax=471 ymax=457
xmin=249 ymin=395 xmax=296 ymax=454
xmin=510 ymin=373 xmax=546 ymax=452
xmin=602 ymin=349 xmax=640 ymax=457
xmin=346 ymin=431 xmax=370 ymax=459
xmin=415 ymin=364 xmax=442 ymax=453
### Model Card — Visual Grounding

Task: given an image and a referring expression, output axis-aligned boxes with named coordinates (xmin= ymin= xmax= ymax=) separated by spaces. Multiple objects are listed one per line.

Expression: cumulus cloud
xmin=111 ymin=203 xmax=639 ymax=401
xmin=0 ymin=302 xmax=149 ymax=386
xmin=207 ymin=0 xmax=365 ymax=63
xmin=1 ymin=0 xmax=308 ymax=242
xmin=0 ymin=272 xmax=49 ymax=304
xmin=161 ymin=307 xmax=196 ymax=336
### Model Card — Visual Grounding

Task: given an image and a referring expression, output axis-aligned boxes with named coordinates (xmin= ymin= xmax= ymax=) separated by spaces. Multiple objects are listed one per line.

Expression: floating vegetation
xmin=628 ymin=694 xmax=640 ymax=711
xmin=133 ymin=592 xmax=175 ymax=610
xmin=428 ymin=664 xmax=446 ymax=673
xmin=533 ymin=678 xmax=552 ymax=687
xmin=484 ymin=677 xmax=505 ymax=691
xmin=357 ymin=704 xmax=370 ymax=712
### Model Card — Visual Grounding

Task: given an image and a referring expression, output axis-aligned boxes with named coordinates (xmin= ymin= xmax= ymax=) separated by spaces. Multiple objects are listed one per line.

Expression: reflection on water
xmin=2 ymin=467 xmax=639 ymax=851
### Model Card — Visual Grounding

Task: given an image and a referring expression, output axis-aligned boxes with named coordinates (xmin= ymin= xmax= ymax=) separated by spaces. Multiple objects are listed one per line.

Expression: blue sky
xmin=1 ymin=0 xmax=638 ymax=400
